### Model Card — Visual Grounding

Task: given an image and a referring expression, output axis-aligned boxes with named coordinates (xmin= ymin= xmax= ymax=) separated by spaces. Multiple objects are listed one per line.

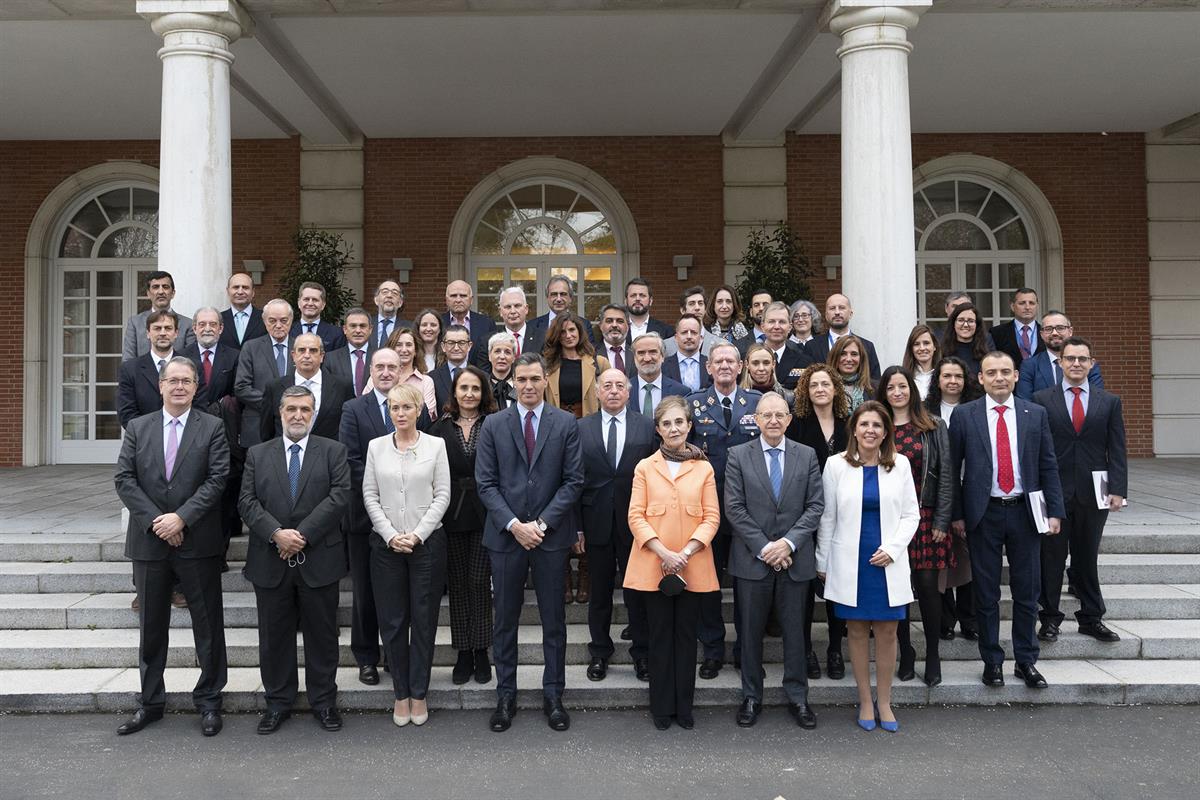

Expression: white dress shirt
xmin=1062 ymin=379 xmax=1090 ymax=416
xmin=294 ymin=370 xmax=322 ymax=413
xmin=635 ymin=375 xmax=661 ymax=415
xmin=282 ymin=433 xmax=310 ymax=470
xmin=986 ymin=393 xmax=1023 ymax=497
xmin=602 ymin=408 xmax=627 ymax=466
xmin=629 ymin=319 xmax=649 ymax=340
xmin=373 ymin=388 xmax=390 ymax=427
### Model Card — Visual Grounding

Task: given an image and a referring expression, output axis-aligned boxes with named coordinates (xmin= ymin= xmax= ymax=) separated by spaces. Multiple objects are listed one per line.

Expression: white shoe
xmin=411 ymin=701 xmax=429 ymax=726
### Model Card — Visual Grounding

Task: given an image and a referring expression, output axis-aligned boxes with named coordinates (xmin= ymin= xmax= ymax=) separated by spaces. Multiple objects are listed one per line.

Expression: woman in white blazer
xmin=363 ymin=383 xmax=451 ymax=728
xmin=817 ymin=401 xmax=919 ymax=733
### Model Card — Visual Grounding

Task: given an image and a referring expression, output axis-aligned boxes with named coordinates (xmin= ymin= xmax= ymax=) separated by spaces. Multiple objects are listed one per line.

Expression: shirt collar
xmin=164 ymin=408 xmax=191 ymax=428
xmin=715 ymin=387 xmax=737 ymax=405
xmin=284 ymin=434 xmax=310 ymax=453
xmin=986 ymin=393 xmax=1013 ymax=412
xmin=603 ymin=407 xmax=627 ymax=425
xmin=760 ymin=436 xmax=784 ymax=454
xmin=640 ymin=374 xmax=660 ymax=390
xmin=296 ymin=371 xmax=322 ymax=387
xmin=373 ymin=388 xmax=389 ymax=405
xmin=1064 ymin=379 xmax=1089 ymax=396
xmin=518 ymin=401 xmax=544 ymax=418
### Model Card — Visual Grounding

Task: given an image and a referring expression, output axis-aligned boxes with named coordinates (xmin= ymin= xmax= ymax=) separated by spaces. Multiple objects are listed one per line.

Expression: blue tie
xmin=379 ymin=318 xmax=392 ymax=346
xmin=235 ymin=311 xmax=247 ymax=342
xmin=382 ymin=401 xmax=395 ymax=433
xmin=274 ymin=342 xmax=286 ymax=377
xmin=768 ymin=447 xmax=782 ymax=502
xmin=288 ymin=443 xmax=301 ymax=502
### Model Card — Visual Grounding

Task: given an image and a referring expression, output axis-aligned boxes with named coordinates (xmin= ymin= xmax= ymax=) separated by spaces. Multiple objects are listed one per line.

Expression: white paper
xmin=1028 ymin=490 xmax=1050 ymax=534
xmin=1092 ymin=470 xmax=1129 ymax=510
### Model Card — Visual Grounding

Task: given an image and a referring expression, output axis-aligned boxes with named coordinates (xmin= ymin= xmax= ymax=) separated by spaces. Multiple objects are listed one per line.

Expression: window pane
xmin=913 ymin=197 xmax=935 ymax=231
xmin=64 ymin=271 xmax=89 ymax=297
xmin=583 ymin=266 xmax=612 ymax=295
xmin=96 ymin=415 xmax=122 ymax=440
xmin=979 ymin=192 xmax=1018 ymax=231
xmin=96 ymin=271 xmax=123 ymax=297
xmin=96 ymin=384 xmax=117 ymax=414
xmin=998 ymin=291 xmax=1016 ymax=320
xmin=923 ymin=292 xmax=948 ymax=322
xmin=925 ymin=219 xmax=989 ymax=251
xmin=549 ymin=266 xmax=579 ymax=283
xmin=63 ymin=357 xmax=89 ymax=383
xmin=544 ymin=185 xmax=576 ymax=221
xmin=510 ymin=268 xmax=538 ymax=301
xmin=96 ymin=327 xmax=121 ymax=354
xmin=922 ymin=262 xmax=952 ymax=290
xmin=62 ymin=385 xmax=88 ymax=412
xmin=922 ymin=181 xmax=955 ymax=217
xmin=965 ymin=262 xmax=994 ymax=290
xmin=1000 ymin=262 xmax=1026 ymax=287
xmin=957 ymin=181 xmax=990 ymax=216
xmin=581 ymin=222 xmax=616 ymax=254
xmin=62 ymin=415 xmax=88 ymax=440
xmin=63 ymin=328 xmax=89 ymax=354
xmin=70 ymin=200 xmax=109 ymax=239
xmin=511 ymin=224 xmax=576 ymax=255
xmin=98 ymin=188 xmax=131 ymax=223
xmin=994 ymin=219 xmax=1029 ymax=250
xmin=480 ymin=200 xmax=523 ymax=237
xmin=59 ymin=228 xmax=93 ymax=258
xmin=509 ymin=185 xmax=542 ymax=220
xmin=565 ymin=195 xmax=603 ymax=234
xmin=471 ymin=225 xmax=504 ymax=255
xmin=131 ymin=188 xmax=158 ymax=224
xmin=97 ymin=299 xmax=123 ymax=325
xmin=63 ymin=299 xmax=89 ymax=327
xmin=974 ymin=293 xmax=994 ymax=319
xmin=584 ymin=294 xmax=608 ymax=324
xmin=98 ymin=226 xmax=157 ymax=258
xmin=474 ymin=268 xmax=505 ymax=320
xmin=96 ymin=356 xmax=121 ymax=383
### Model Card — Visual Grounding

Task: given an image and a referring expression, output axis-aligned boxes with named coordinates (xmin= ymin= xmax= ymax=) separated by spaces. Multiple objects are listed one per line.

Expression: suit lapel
xmin=972 ymin=401 xmax=993 ymax=471
xmin=294 ymin=437 xmax=319 ymax=500
xmin=746 ymin=442 xmax=776 ymax=506
xmin=139 ymin=355 xmax=161 ymax=394
xmin=173 ymin=411 xmax=201 ymax=466
xmin=1048 ymin=387 xmax=1072 ymax=433
xmin=507 ymin=405 xmax=529 ymax=466
xmin=530 ymin=407 xmax=552 ymax=466
xmin=150 ymin=412 xmax=168 ymax=477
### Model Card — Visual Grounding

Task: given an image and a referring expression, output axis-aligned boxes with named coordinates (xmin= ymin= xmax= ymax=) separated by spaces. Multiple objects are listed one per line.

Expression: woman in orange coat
xmin=626 ymin=394 xmax=721 ymax=731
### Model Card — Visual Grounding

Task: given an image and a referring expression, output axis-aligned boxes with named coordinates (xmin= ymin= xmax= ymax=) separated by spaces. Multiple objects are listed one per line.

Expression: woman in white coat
xmin=817 ymin=401 xmax=919 ymax=732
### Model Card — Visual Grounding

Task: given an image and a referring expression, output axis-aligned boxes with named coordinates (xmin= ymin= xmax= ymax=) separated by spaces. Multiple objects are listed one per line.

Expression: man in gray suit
xmin=113 ymin=357 xmax=230 ymax=737
xmin=121 ymin=270 xmax=194 ymax=360
xmin=234 ymin=298 xmax=294 ymax=447
xmin=724 ymin=392 xmax=824 ymax=729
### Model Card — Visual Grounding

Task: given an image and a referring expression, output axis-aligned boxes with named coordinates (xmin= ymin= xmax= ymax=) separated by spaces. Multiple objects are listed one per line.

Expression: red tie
xmin=612 ymin=347 xmax=624 ymax=372
xmin=1070 ymin=387 xmax=1085 ymax=434
xmin=995 ymin=404 xmax=1015 ymax=494
xmin=513 ymin=332 xmax=521 ymax=356
xmin=524 ymin=410 xmax=536 ymax=463
xmin=202 ymin=350 xmax=213 ymax=385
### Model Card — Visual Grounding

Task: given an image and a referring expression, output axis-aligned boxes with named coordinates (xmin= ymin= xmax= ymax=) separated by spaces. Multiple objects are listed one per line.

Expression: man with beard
xmin=1016 ymin=310 xmax=1104 ymax=400
xmin=623 ymin=278 xmax=672 ymax=344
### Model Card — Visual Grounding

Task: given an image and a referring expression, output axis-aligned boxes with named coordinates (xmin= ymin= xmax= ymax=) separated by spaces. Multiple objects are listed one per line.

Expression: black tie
xmin=722 ymin=396 xmax=732 ymax=428
xmin=607 ymin=416 xmax=619 ymax=469
xmin=1053 ymin=359 xmax=1063 ymax=386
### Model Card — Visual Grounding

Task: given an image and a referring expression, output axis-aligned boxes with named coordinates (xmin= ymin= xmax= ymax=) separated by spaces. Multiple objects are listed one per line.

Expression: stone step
xmin=6 ymin=585 xmax=1200 ymax=631
xmin=3 ymin=659 xmax=1198 ymax=712
xmin=3 ymin=618 xmax=1184 ymax=670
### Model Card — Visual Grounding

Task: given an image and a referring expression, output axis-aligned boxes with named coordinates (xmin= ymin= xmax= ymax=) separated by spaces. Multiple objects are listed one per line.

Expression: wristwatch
xmin=535 ymin=518 xmax=548 ymax=532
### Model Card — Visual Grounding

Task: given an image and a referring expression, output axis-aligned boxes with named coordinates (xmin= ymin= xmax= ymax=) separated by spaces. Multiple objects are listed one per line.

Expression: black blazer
xmin=117 ymin=351 xmax=182 ymax=427
xmin=219 ymin=306 xmax=266 ymax=349
xmin=239 ymin=434 xmax=350 ymax=589
xmin=115 ymin=409 xmax=230 ymax=561
xmin=625 ymin=317 xmax=673 ymax=346
xmin=431 ymin=362 xmax=472 ymax=416
xmin=290 ymin=319 xmax=347 ymax=353
xmin=773 ymin=343 xmax=816 ymax=389
xmin=577 ymin=410 xmax=657 ymax=547
xmin=182 ymin=343 xmax=240 ymax=411
xmin=804 ymin=333 xmax=882 ymax=382
xmin=785 ymin=412 xmax=849 ymax=472
xmin=1033 ymin=385 xmax=1127 ymax=506
xmin=442 ymin=311 xmax=495 ymax=369
xmin=259 ymin=371 xmax=354 ymax=443
xmin=428 ymin=415 xmax=487 ymax=533
xmin=338 ymin=390 xmax=390 ymax=536
xmin=322 ymin=344 xmax=374 ymax=396
xmin=990 ymin=320 xmax=1045 ymax=371
xmin=662 ymin=352 xmax=711 ymax=391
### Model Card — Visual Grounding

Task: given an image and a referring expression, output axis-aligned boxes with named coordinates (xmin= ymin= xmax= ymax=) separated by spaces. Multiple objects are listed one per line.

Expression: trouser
xmin=132 ymin=554 xmax=227 ymax=712
xmin=586 ymin=532 xmax=648 ymax=661
xmin=969 ymin=499 xmax=1041 ymax=667
xmin=1040 ymin=495 xmax=1108 ymax=626
xmin=346 ymin=530 xmax=381 ymax=667
xmin=642 ymin=589 xmax=702 ymax=719
xmin=736 ymin=573 xmax=810 ymax=705
xmin=489 ymin=545 xmax=569 ymax=701
xmin=254 ymin=568 xmax=340 ymax=712
xmin=446 ymin=530 xmax=493 ymax=651
xmin=371 ymin=530 xmax=447 ymax=700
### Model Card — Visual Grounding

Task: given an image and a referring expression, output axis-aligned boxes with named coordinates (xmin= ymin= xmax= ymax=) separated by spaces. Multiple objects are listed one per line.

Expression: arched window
xmin=914 ymin=177 xmax=1038 ymax=328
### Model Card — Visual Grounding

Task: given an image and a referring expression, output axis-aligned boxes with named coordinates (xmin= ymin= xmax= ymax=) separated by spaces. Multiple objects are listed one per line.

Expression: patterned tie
xmin=1070 ymin=387 xmax=1085 ymax=434
xmin=382 ymin=400 xmax=395 ymax=433
xmin=768 ymin=447 xmax=783 ymax=502
xmin=757 ymin=333 xmax=765 ymax=343
xmin=235 ymin=311 xmax=247 ymax=343
xmin=612 ymin=347 xmax=624 ymax=373
xmin=608 ymin=416 xmax=619 ymax=470
xmin=722 ymin=396 xmax=732 ymax=428
xmin=524 ymin=409 xmax=536 ymax=463
xmin=995 ymin=405 xmax=1015 ymax=494
xmin=274 ymin=343 xmax=286 ymax=377
xmin=1019 ymin=325 xmax=1033 ymax=359
xmin=304 ymin=322 xmax=316 ymax=334
xmin=288 ymin=442 xmax=301 ymax=502
xmin=353 ymin=350 xmax=366 ymax=394
xmin=643 ymin=384 xmax=655 ymax=417
xmin=164 ymin=419 xmax=179 ymax=481
xmin=201 ymin=350 xmax=212 ymax=386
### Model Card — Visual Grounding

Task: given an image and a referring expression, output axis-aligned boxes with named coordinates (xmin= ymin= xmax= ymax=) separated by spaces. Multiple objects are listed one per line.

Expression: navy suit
xmin=323 ymin=343 xmax=375 ymax=396
xmin=117 ymin=351 xmax=182 ymax=428
xmin=949 ymin=395 xmax=1064 ymax=668
xmin=219 ymin=306 xmax=266 ymax=349
xmin=626 ymin=374 xmax=690 ymax=415
xmin=290 ymin=319 xmax=347 ymax=353
xmin=1017 ymin=350 xmax=1104 ymax=400
xmin=475 ymin=403 xmax=583 ymax=701
xmin=990 ymin=320 xmax=1045 ymax=371
xmin=803 ymin=332 xmax=882 ymax=382
xmin=442 ymin=311 xmax=496 ymax=369
xmin=662 ymin=352 xmax=710 ymax=392
xmin=183 ymin=343 xmax=239 ymax=411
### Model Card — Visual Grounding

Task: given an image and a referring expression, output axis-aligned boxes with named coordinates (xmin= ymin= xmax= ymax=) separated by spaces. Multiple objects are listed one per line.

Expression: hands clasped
xmin=388 ymin=532 xmax=421 ymax=553
xmin=152 ymin=513 xmax=185 ymax=548
xmin=760 ymin=539 xmax=793 ymax=571
xmin=511 ymin=521 xmax=544 ymax=551
xmin=272 ymin=528 xmax=307 ymax=559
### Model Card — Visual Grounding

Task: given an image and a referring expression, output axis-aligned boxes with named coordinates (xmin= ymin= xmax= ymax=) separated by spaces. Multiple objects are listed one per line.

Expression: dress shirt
xmin=282 ymin=433 xmax=310 ymax=470
xmin=759 ymin=436 xmax=796 ymax=554
xmin=232 ymin=306 xmax=250 ymax=341
xmin=348 ymin=345 xmax=368 ymax=379
xmin=152 ymin=352 xmax=172 ymax=374
xmin=450 ymin=313 xmax=470 ymax=332
xmin=914 ymin=368 xmax=934 ymax=400
xmin=299 ymin=317 xmax=320 ymax=334
xmin=506 ymin=401 xmax=545 ymax=532
xmin=1048 ymin=352 xmax=1062 ymax=384
xmin=714 ymin=387 xmax=737 ymax=408
xmin=676 ymin=352 xmax=701 ymax=391
xmin=636 ymin=375 xmax=661 ymax=416
xmin=827 ymin=330 xmax=849 ymax=347
xmin=447 ymin=359 xmax=469 ymax=379
xmin=1013 ymin=320 xmax=1036 ymax=354
xmin=769 ymin=343 xmax=788 ymax=363
xmin=377 ymin=316 xmax=398 ymax=346
xmin=199 ymin=345 xmax=218 ymax=363
xmin=162 ymin=408 xmax=191 ymax=461
xmin=629 ymin=319 xmax=649 ymax=340
xmin=506 ymin=325 xmax=527 ymax=354
xmin=294 ymin=370 xmax=322 ymax=412
xmin=602 ymin=408 xmax=627 ymax=466
xmin=373 ymin=388 xmax=390 ymax=427
xmin=665 ymin=460 xmax=682 ymax=478
xmin=752 ymin=327 xmax=765 ymax=342
xmin=1063 ymin=379 xmax=1090 ymax=416
xmin=986 ymin=393 xmax=1024 ymax=497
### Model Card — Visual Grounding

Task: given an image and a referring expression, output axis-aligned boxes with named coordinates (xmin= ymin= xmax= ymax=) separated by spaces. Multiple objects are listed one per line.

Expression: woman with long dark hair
xmin=828 ymin=335 xmax=872 ymax=412
xmin=902 ymin=325 xmax=941 ymax=400
xmin=704 ymin=284 xmax=749 ymax=343
xmin=940 ymin=303 xmax=992 ymax=383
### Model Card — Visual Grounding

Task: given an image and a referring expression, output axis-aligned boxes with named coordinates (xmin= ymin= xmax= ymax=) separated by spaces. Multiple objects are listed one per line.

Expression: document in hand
xmin=1092 ymin=471 xmax=1130 ymax=510
xmin=1028 ymin=490 xmax=1051 ymax=534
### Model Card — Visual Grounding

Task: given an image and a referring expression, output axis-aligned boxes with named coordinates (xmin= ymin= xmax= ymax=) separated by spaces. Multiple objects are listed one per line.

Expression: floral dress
xmin=894 ymin=420 xmax=955 ymax=571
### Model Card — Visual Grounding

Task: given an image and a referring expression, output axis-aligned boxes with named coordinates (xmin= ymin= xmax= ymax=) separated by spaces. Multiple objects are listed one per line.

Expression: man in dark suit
xmin=802 ymin=294 xmax=882 ymax=381
xmin=338 ymin=348 xmax=404 ymax=685
xmin=734 ymin=289 xmax=773 ymax=354
xmin=1034 ymin=337 xmax=1127 ymax=644
xmin=259 ymin=334 xmax=353 ymax=442
xmin=623 ymin=278 xmax=673 ymax=345
xmin=239 ymin=385 xmax=351 ymax=735
xmin=989 ymin=288 xmax=1044 ymax=371
xmin=662 ymin=313 xmax=710 ymax=392
xmin=595 ymin=304 xmax=634 ymax=377
xmin=234 ymin=299 xmax=294 ymax=447
xmin=1016 ymin=310 xmax=1104 ymax=400
xmin=113 ymin=357 xmax=230 ymax=737
xmin=757 ymin=302 xmax=815 ymax=390
xmin=118 ymin=310 xmax=184 ymax=428
xmin=475 ymin=352 xmax=584 ymax=733
xmin=577 ymin=368 xmax=657 ymax=683
xmin=431 ymin=324 xmax=474 ymax=412
xmin=627 ymin=333 xmax=689 ymax=415
xmin=121 ymin=271 xmax=195 ymax=360
xmin=289 ymin=281 xmax=347 ymax=352
xmin=529 ymin=275 xmax=595 ymax=353
xmin=219 ymin=271 xmax=266 ymax=349
xmin=496 ymin=286 xmax=538 ymax=358
xmin=371 ymin=280 xmax=409 ymax=348
xmin=950 ymin=351 xmax=1065 ymax=689
xmin=725 ymin=392 xmax=823 ymax=729
xmin=322 ymin=307 xmax=374 ymax=396
xmin=443 ymin=279 xmax=495 ymax=368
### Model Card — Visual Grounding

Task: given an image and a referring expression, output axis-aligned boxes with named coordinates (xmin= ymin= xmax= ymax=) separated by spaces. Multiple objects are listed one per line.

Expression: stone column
xmin=138 ymin=1 xmax=252 ymax=315
xmin=825 ymin=0 xmax=930 ymax=366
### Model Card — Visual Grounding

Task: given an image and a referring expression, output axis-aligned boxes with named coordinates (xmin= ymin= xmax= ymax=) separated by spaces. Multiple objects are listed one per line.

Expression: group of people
xmin=113 ymin=269 xmax=1128 ymax=737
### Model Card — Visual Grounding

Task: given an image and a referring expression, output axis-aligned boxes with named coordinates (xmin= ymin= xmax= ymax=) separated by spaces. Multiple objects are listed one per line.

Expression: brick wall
xmin=0 ymin=138 xmax=300 ymax=466
xmin=787 ymin=132 xmax=1153 ymax=456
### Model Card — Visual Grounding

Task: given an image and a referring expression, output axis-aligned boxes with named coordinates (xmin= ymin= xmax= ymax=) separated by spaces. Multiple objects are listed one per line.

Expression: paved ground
xmin=3 ymin=706 xmax=1199 ymax=799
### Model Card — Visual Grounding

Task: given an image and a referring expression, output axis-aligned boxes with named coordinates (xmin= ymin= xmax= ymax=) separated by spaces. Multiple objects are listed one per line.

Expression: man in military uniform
xmin=687 ymin=341 xmax=762 ymax=679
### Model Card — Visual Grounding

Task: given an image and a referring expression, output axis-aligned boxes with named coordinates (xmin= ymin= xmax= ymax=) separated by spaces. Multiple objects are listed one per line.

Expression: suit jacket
xmin=290 ymin=319 xmax=347 ymax=352
xmin=323 ymin=343 xmax=374 ymax=396
xmin=114 ymin=409 xmax=230 ymax=561
xmin=362 ymin=431 xmax=451 ymax=544
xmin=117 ymin=351 xmax=183 ymax=427
xmin=442 ymin=311 xmax=496 ymax=369
xmin=596 ymin=342 xmax=636 ymax=378
xmin=371 ymin=315 xmax=411 ymax=349
xmin=625 ymin=452 xmax=720 ymax=592
xmin=1033 ymin=385 xmax=1128 ymax=506
xmin=816 ymin=455 xmax=921 ymax=607
xmin=804 ymin=332 xmax=882 ymax=382
xmin=1017 ymin=350 xmax=1104 ymax=401
xmin=577 ymin=410 xmax=658 ymax=547
xmin=686 ymin=387 xmax=764 ymax=482
xmin=220 ymin=306 xmax=266 ymax=349
xmin=338 ymin=390 xmax=391 ymax=535
xmin=499 ymin=325 xmax=538 ymax=360
xmin=771 ymin=342 xmax=816 ymax=389
xmin=529 ymin=312 xmax=594 ymax=356
xmin=661 ymin=352 xmax=711 ymax=392
xmin=625 ymin=317 xmax=674 ymax=346
xmin=182 ymin=343 xmax=240 ymax=411
xmin=627 ymin=373 xmax=690 ymax=415
xmin=990 ymin=320 xmax=1045 ymax=371
xmin=664 ymin=329 xmax=724 ymax=359
xmin=724 ymin=438 xmax=825 ymax=583
xmin=122 ymin=309 xmax=195 ymax=361
xmin=259 ymin=371 xmax=353 ymax=443
xmin=474 ymin=403 xmax=584 ymax=552
xmin=545 ymin=355 xmax=610 ymax=417
xmin=234 ymin=336 xmax=293 ymax=446
xmin=431 ymin=362 xmax=474 ymax=415
xmin=949 ymin=395 xmax=1066 ymax=531
xmin=238 ymin=435 xmax=350 ymax=589
xmin=785 ymin=412 xmax=849 ymax=472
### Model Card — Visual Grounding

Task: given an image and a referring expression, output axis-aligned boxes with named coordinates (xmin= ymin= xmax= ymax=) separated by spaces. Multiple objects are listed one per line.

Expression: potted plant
xmin=277 ymin=227 xmax=357 ymax=323
xmin=734 ymin=223 xmax=813 ymax=310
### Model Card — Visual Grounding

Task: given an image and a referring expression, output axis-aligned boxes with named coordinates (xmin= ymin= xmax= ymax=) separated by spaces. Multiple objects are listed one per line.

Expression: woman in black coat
xmin=429 ymin=365 xmax=498 ymax=685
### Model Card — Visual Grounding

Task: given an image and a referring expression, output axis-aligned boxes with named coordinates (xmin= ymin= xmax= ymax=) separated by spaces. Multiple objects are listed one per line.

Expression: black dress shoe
xmin=939 ymin=627 xmax=956 ymax=641
xmin=698 ymin=658 xmax=722 ymax=680
xmin=116 ymin=707 xmax=163 ymax=736
xmin=982 ymin=664 xmax=1004 ymax=687
xmin=736 ymin=697 xmax=762 ymax=727
xmin=675 ymin=714 xmax=694 ymax=729
xmin=826 ymin=651 xmax=845 ymax=680
xmin=489 ymin=695 xmax=517 ymax=732
xmin=586 ymin=656 xmax=608 ymax=682
xmin=653 ymin=715 xmax=672 ymax=730
xmin=200 ymin=710 xmax=222 ymax=737
xmin=359 ymin=664 xmax=380 ymax=685
xmin=806 ymin=651 xmax=821 ymax=680
xmin=897 ymin=644 xmax=916 ymax=682
xmin=1078 ymin=622 xmax=1121 ymax=643
xmin=473 ymin=649 xmax=492 ymax=684
xmin=789 ymin=703 xmax=817 ymax=729
xmin=1067 ymin=583 xmax=1077 ymax=597
xmin=544 ymin=698 xmax=570 ymax=731
xmin=620 ymin=626 xmax=633 ymax=641
xmin=452 ymin=651 xmax=473 ymax=685
xmin=961 ymin=627 xmax=979 ymax=641
xmin=1015 ymin=662 xmax=1048 ymax=688
xmin=634 ymin=659 xmax=650 ymax=682
xmin=256 ymin=710 xmax=290 ymax=735
xmin=314 ymin=707 xmax=343 ymax=731
xmin=1037 ymin=622 xmax=1060 ymax=642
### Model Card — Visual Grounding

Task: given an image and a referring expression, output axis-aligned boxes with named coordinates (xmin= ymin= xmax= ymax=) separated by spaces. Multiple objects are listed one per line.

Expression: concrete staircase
xmin=1 ymin=460 xmax=1199 ymax=712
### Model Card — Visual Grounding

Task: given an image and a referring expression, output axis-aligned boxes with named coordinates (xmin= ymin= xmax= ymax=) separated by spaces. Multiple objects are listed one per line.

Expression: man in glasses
xmin=1016 ymin=310 xmax=1104 ymax=400
xmin=433 ymin=324 xmax=475 ymax=411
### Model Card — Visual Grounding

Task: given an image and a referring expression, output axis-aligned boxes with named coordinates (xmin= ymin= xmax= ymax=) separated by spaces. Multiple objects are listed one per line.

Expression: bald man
xmin=802 ymin=294 xmax=881 ymax=381
xmin=443 ymin=280 xmax=496 ymax=368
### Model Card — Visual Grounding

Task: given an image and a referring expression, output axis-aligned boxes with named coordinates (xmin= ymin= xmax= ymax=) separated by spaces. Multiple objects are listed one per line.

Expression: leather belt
xmin=989 ymin=495 xmax=1024 ymax=507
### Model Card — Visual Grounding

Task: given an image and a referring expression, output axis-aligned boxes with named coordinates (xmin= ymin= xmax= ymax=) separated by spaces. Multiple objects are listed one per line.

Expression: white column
xmin=825 ymin=0 xmax=929 ymax=367
xmin=138 ymin=1 xmax=252 ymax=316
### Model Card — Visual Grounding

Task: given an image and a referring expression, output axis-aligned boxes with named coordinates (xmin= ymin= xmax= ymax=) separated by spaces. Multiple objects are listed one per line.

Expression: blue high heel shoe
xmin=856 ymin=704 xmax=876 ymax=731
xmin=875 ymin=702 xmax=899 ymax=732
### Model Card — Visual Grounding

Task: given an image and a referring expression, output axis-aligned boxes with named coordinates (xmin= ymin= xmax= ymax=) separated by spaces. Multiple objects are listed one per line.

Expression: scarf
xmin=660 ymin=442 xmax=706 ymax=462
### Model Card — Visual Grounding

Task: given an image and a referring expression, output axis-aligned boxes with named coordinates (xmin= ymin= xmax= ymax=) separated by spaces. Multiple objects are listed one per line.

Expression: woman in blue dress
xmin=817 ymin=401 xmax=920 ymax=731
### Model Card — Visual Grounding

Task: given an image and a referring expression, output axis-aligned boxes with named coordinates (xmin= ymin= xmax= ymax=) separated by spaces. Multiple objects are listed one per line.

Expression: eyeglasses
xmin=443 ymin=340 xmax=470 ymax=349
xmin=160 ymin=378 xmax=195 ymax=387
xmin=955 ymin=318 xmax=977 ymax=327
xmin=756 ymin=412 xmax=791 ymax=421
xmin=792 ymin=312 xmax=811 ymax=320
xmin=1061 ymin=355 xmax=1092 ymax=364
xmin=1044 ymin=324 xmax=1073 ymax=333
